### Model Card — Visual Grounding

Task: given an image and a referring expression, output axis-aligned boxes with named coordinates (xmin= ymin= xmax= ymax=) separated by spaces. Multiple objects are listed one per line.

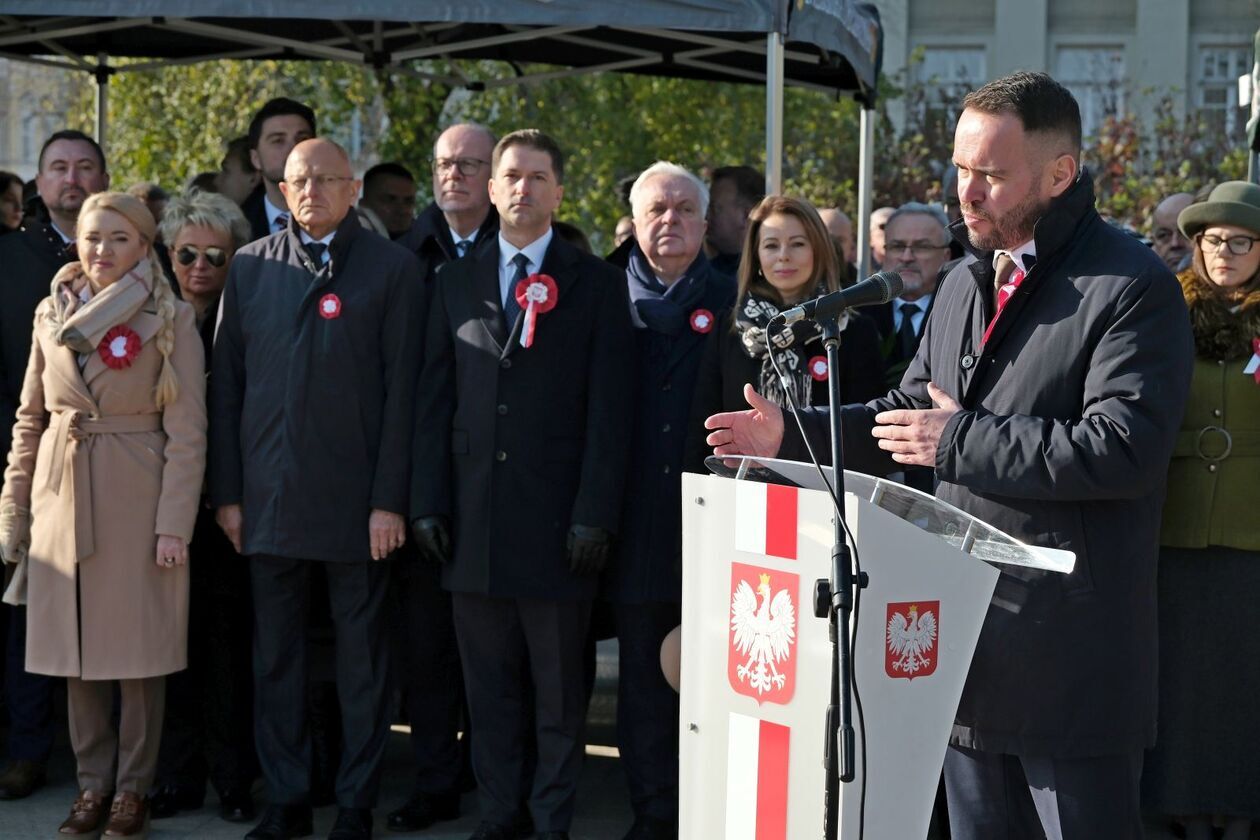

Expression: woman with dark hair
xmin=0 ymin=171 xmax=24 ymax=232
xmin=1141 ymin=181 xmax=1260 ymax=840
xmin=686 ymin=195 xmax=885 ymax=471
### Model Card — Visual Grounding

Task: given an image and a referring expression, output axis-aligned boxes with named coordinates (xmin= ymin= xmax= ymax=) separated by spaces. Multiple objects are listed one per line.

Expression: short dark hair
xmin=189 ymin=171 xmax=220 ymax=193
xmin=962 ymin=71 xmax=1082 ymax=153
xmin=492 ymin=129 xmax=565 ymax=184
xmin=363 ymin=162 xmax=415 ymax=190
xmin=247 ymin=97 xmax=317 ymax=151
xmin=711 ymin=165 xmax=765 ymax=209
xmin=222 ymin=136 xmax=256 ymax=173
xmin=0 ymin=171 xmax=23 ymax=196
xmin=38 ymin=130 xmax=107 ymax=174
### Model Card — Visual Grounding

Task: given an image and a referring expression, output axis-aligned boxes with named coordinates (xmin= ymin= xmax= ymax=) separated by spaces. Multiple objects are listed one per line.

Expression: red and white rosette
xmin=514 ymin=273 xmax=558 ymax=348
xmin=318 ymin=293 xmax=342 ymax=320
xmin=808 ymin=355 xmax=829 ymax=382
xmin=99 ymin=324 xmax=142 ymax=370
xmin=690 ymin=308 xmax=715 ymax=334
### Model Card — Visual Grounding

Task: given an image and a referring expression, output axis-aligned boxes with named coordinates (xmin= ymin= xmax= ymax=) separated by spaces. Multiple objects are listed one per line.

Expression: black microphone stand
xmin=815 ymin=313 xmax=865 ymax=840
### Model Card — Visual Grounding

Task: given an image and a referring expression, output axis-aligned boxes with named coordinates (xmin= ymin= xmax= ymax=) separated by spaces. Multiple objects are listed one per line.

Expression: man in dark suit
xmin=238 ymin=98 xmax=316 ymax=243
xmin=412 ymin=129 xmax=634 ymax=840
xmin=211 ymin=138 xmax=423 ymax=840
xmin=0 ymin=129 xmax=109 ymax=802
xmin=704 ymin=72 xmax=1194 ymax=840
xmin=383 ymin=123 xmax=500 ymax=835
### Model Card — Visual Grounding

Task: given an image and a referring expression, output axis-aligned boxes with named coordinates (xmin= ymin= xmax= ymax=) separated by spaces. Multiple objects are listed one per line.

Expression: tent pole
xmin=765 ymin=32 xmax=784 ymax=194
xmin=856 ymin=105 xmax=875 ymax=280
xmin=94 ymin=52 xmax=109 ymax=151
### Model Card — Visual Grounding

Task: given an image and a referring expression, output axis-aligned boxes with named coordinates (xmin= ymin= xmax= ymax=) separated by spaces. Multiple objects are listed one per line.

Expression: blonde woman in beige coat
xmin=0 ymin=191 xmax=206 ymax=837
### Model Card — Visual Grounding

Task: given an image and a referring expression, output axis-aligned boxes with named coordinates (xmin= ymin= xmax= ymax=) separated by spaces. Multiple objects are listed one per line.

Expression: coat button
xmin=662 ymin=381 xmax=672 ymax=391
xmin=961 ymin=354 xmax=975 ymax=370
xmin=497 ymin=404 xmax=508 ymax=416
xmin=663 ymin=465 xmax=671 ymax=474
xmin=662 ymin=423 xmax=671 ymax=433
xmin=1213 ymin=409 xmax=1222 ymax=418
xmin=501 ymin=359 xmax=512 ymax=369
xmin=1208 ymin=463 xmax=1217 ymax=473
xmin=495 ymin=450 xmax=508 ymax=462
xmin=1218 ymin=359 xmax=1226 ymax=367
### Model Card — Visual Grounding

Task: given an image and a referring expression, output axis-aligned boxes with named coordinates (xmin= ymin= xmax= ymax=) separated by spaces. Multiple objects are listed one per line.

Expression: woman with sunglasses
xmin=1141 ymin=182 xmax=1260 ymax=840
xmin=145 ymin=189 xmax=260 ymax=825
xmin=0 ymin=191 xmax=206 ymax=836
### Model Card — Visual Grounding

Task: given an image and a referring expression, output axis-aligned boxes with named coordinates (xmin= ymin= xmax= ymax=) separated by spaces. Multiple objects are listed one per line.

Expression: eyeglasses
xmin=284 ymin=175 xmax=354 ymax=192
xmin=432 ymin=157 xmax=488 ymax=177
xmin=1197 ymin=232 xmax=1260 ymax=256
xmin=885 ymin=241 xmax=950 ymax=258
xmin=175 ymin=245 xmax=228 ymax=268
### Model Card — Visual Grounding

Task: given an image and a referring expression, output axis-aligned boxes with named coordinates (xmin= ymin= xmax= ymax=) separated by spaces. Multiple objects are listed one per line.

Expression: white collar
xmin=499 ymin=227 xmax=553 ymax=273
xmin=299 ymin=229 xmax=336 ymax=247
xmin=264 ymin=195 xmax=289 ymax=230
xmin=896 ymin=292 xmax=933 ymax=311
xmin=50 ymin=221 xmax=73 ymax=244
xmin=992 ymin=239 xmax=1037 ymax=273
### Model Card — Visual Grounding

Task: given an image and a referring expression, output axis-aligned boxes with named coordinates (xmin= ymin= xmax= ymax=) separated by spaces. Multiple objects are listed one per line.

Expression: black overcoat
xmin=396 ymin=201 xmax=500 ymax=283
xmin=412 ymin=233 xmax=634 ymax=601
xmin=608 ymin=255 xmax=735 ymax=604
xmin=783 ymin=174 xmax=1194 ymax=756
xmin=209 ymin=212 xmax=423 ymax=563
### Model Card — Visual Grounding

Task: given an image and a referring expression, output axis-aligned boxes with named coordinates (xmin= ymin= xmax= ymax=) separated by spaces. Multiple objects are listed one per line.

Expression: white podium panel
xmin=679 ymin=472 xmax=1001 ymax=840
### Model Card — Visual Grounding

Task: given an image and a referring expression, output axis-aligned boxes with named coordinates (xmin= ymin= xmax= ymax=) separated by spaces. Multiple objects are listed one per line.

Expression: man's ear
xmin=1046 ymin=151 xmax=1078 ymax=199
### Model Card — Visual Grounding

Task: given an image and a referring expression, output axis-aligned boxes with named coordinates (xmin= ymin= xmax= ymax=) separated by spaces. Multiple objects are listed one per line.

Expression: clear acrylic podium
xmin=677 ymin=457 xmax=1073 ymax=840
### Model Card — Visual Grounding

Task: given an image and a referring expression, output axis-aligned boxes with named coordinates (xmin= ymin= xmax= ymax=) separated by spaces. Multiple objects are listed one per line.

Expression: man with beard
xmin=0 ymin=129 xmax=109 ymax=802
xmin=1149 ymin=192 xmax=1194 ymax=272
xmin=702 ymin=72 xmax=1194 ymax=839
xmin=240 ymin=98 xmax=316 ymax=242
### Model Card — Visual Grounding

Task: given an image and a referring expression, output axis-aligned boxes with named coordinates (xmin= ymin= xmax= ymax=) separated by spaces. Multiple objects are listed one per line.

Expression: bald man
xmin=818 ymin=207 xmax=855 ymax=264
xmin=869 ymin=205 xmax=895 ymax=269
xmin=1149 ymin=192 xmax=1194 ymax=272
xmin=210 ymin=138 xmax=425 ymax=840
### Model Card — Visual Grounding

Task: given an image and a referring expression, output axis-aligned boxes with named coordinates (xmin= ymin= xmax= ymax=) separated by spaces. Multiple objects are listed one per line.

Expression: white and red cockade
xmin=690 ymin=308 xmax=715 ymax=334
xmin=99 ymin=324 xmax=142 ymax=370
xmin=807 ymin=355 xmax=828 ymax=381
xmin=318 ymin=293 xmax=342 ymax=320
xmin=514 ymin=273 xmax=558 ymax=348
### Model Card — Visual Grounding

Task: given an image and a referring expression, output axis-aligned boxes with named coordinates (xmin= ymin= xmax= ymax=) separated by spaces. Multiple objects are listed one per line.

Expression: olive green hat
xmin=1178 ymin=180 xmax=1260 ymax=239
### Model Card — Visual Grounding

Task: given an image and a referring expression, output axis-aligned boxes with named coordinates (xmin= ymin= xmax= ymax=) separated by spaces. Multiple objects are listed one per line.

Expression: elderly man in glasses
xmin=210 ymin=137 xmax=424 ymax=840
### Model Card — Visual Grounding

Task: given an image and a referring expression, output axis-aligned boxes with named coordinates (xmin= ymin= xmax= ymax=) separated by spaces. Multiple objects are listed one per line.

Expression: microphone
xmin=777 ymin=270 xmax=904 ymax=325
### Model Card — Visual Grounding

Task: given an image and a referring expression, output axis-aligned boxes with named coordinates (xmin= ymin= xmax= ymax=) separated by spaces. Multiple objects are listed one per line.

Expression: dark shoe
xmin=245 ymin=804 xmax=314 ymax=840
xmin=468 ymin=822 xmax=521 ymax=840
xmin=329 ymin=808 xmax=373 ymax=840
xmin=58 ymin=790 xmax=111 ymax=835
xmin=0 ymin=758 xmax=47 ymax=800
xmin=622 ymin=814 xmax=678 ymax=840
xmin=103 ymin=792 xmax=148 ymax=837
xmin=386 ymin=791 xmax=459 ymax=832
xmin=219 ymin=787 xmax=256 ymax=823
xmin=149 ymin=783 xmax=205 ymax=819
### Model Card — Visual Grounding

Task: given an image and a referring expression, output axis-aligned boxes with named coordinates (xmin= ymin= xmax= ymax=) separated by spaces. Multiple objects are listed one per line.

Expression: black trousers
xmin=155 ymin=509 xmax=257 ymax=795
xmin=943 ymin=744 xmax=1144 ymax=840
xmin=613 ymin=601 xmax=680 ymax=824
xmin=390 ymin=552 xmax=466 ymax=797
xmin=250 ymin=555 xmax=391 ymax=809
xmin=452 ymin=593 xmax=591 ymax=833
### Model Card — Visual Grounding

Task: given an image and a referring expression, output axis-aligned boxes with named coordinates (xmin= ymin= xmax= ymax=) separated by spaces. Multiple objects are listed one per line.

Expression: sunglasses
xmin=175 ymin=245 xmax=228 ymax=268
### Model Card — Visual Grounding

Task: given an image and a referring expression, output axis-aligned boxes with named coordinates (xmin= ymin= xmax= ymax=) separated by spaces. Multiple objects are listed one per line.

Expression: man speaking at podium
xmin=704 ymin=72 xmax=1193 ymax=840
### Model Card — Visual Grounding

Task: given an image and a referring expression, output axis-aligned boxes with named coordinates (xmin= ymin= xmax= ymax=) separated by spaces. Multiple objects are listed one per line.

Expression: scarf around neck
xmin=50 ymin=263 xmax=153 ymax=355
xmin=1179 ymin=269 xmax=1260 ymax=361
xmin=626 ymin=245 xmax=709 ymax=334
xmin=735 ymin=284 xmax=846 ymax=409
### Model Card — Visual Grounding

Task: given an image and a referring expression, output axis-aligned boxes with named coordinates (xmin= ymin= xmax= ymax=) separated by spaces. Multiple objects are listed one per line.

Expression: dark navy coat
xmin=607 ymin=256 xmax=735 ymax=604
xmin=209 ymin=212 xmax=424 ymax=563
xmin=396 ymin=201 xmax=499 ymax=283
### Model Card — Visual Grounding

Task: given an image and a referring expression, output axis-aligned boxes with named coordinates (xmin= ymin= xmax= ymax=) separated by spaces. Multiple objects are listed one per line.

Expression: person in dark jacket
xmin=0 ymin=129 xmax=109 ymax=803
xmin=609 ymin=162 xmax=734 ymax=840
xmin=411 ymin=129 xmax=633 ymax=840
xmin=384 ymin=122 xmax=500 ymax=836
xmin=238 ymin=98 xmax=316 ymax=243
xmin=685 ymin=195 xmax=885 ymax=474
xmin=210 ymin=138 xmax=423 ymax=840
xmin=148 ymin=190 xmax=258 ymax=824
xmin=703 ymin=72 xmax=1195 ymax=840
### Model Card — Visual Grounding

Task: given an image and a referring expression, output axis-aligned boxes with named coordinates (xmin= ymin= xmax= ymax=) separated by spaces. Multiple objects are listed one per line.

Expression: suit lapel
xmin=44 ymin=336 xmax=99 ymax=412
xmin=471 ymin=242 xmax=507 ymax=352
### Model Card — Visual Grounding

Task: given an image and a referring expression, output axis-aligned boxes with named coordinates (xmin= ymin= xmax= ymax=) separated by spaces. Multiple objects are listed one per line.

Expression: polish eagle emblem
xmin=729 ymin=568 xmax=797 ymax=702
xmin=885 ymin=601 xmax=940 ymax=680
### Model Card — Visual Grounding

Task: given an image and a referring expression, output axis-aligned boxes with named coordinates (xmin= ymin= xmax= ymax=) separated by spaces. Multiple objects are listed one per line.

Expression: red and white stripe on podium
xmin=725 ymin=712 xmax=790 ymax=840
xmin=734 ymin=483 xmax=799 ymax=560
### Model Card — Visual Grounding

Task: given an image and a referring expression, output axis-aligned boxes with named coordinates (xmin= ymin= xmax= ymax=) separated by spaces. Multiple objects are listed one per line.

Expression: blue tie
xmin=503 ymin=253 xmax=529 ymax=329
xmin=455 ymin=239 xmax=470 ymax=258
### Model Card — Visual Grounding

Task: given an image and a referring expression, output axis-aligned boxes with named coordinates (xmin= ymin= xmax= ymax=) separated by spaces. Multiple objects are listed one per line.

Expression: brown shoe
xmin=58 ymin=790 xmax=111 ymax=835
xmin=103 ymin=792 xmax=147 ymax=837
xmin=0 ymin=758 xmax=47 ymax=800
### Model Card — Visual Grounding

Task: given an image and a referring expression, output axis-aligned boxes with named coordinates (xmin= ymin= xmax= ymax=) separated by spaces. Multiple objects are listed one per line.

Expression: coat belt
xmin=45 ymin=411 xmax=164 ymax=561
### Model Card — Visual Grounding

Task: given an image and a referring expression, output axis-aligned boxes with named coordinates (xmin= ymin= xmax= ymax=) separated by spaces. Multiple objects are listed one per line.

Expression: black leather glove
xmin=567 ymin=524 xmax=612 ymax=575
xmin=412 ymin=515 xmax=452 ymax=565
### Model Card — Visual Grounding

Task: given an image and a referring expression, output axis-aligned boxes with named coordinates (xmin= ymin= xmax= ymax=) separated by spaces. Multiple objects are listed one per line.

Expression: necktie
xmin=275 ymin=213 xmax=289 ymax=232
xmin=455 ymin=240 xmax=470 ymax=258
xmin=896 ymin=302 xmax=920 ymax=358
xmin=303 ymin=241 xmax=327 ymax=268
xmin=503 ymin=252 xmax=529 ymax=329
xmin=982 ymin=253 xmax=1027 ymax=344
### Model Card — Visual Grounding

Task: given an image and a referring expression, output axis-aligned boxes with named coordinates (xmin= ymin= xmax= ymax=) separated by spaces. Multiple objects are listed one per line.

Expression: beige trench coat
xmin=0 ymin=296 xmax=206 ymax=679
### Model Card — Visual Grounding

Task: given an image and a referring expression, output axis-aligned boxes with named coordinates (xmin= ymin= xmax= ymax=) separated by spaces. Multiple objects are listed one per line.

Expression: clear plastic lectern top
xmin=704 ymin=455 xmax=1074 ymax=574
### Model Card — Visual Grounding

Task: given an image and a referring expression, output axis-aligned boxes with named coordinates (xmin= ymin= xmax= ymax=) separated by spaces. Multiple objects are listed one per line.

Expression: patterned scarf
xmin=48 ymin=262 xmax=153 ymax=355
xmin=734 ymin=285 xmax=846 ymax=409
xmin=1178 ymin=268 xmax=1260 ymax=360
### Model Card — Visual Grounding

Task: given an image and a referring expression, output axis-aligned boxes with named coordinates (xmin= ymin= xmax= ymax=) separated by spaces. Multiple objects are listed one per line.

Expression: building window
xmin=1055 ymin=46 xmax=1125 ymax=140
xmin=914 ymin=47 xmax=986 ymax=119
xmin=1195 ymin=44 xmax=1252 ymax=146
